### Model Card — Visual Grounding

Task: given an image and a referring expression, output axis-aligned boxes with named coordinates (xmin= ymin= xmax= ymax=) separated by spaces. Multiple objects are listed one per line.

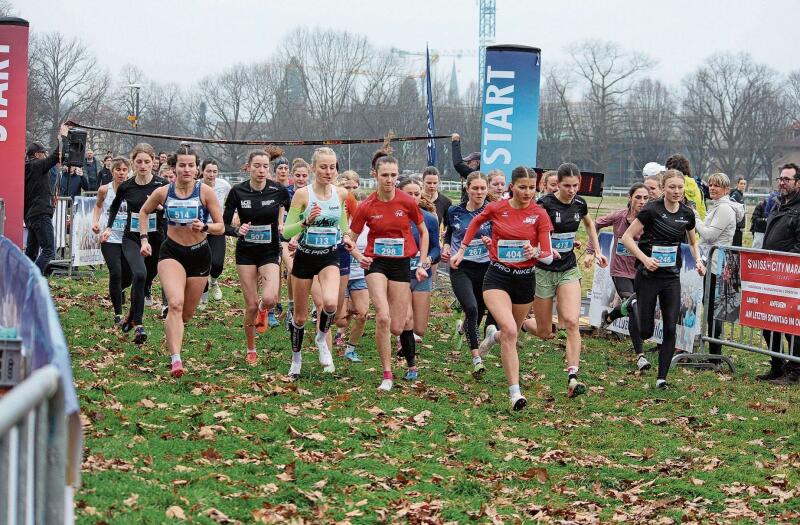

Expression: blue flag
xmin=425 ymin=45 xmax=437 ymax=167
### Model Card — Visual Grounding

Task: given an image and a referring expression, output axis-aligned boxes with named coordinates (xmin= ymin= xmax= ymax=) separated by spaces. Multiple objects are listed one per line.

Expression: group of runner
xmin=92 ymin=141 xmax=703 ymax=409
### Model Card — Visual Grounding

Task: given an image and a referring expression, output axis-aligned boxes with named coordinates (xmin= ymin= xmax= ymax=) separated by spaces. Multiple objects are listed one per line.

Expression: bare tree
xmin=28 ymin=32 xmax=109 ymax=139
xmin=565 ymin=40 xmax=655 ymax=179
xmin=0 ymin=0 xmax=15 ymax=16
xmin=787 ymin=70 xmax=800 ymax=124
xmin=625 ymin=78 xmax=676 ymax=181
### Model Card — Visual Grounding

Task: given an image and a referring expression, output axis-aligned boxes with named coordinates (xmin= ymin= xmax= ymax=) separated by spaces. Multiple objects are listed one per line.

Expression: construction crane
xmin=389 ymin=47 xmax=476 ymax=79
xmin=478 ymin=0 xmax=497 ymax=98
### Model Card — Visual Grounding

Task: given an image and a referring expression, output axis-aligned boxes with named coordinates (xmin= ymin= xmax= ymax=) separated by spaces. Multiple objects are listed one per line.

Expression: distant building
xmin=766 ymin=121 xmax=800 ymax=191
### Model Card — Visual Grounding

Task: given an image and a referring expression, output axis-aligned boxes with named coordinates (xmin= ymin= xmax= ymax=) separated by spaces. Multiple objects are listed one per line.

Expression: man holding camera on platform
xmin=757 ymin=162 xmax=800 ymax=385
xmin=24 ymin=123 xmax=69 ymax=275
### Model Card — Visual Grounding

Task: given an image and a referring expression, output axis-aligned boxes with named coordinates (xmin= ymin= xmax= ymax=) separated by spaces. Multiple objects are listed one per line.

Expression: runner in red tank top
xmin=450 ymin=166 xmax=553 ymax=411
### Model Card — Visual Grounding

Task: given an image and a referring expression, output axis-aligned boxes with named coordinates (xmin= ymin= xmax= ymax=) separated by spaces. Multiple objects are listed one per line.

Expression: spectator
xmin=82 ymin=148 xmax=102 ymax=191
xmin=756 ymin=162 xmax=800 ymax=385
xmin=422 ymin=166 xmax=452 ymax=227
xmin=728 ymin=177 xmax=747 ymax=246
xmin=158 ymin=151 xmax=168 ymax=167
xmin=665 ymin=154 xmax=706 ymax=219
xmin=750 ymin=188 xmax=780 ymax=249
xmin=98 ymin=155 xmax=113 ymax=186
xmin=58 ymin=166 xmax=91 ymax=199
xmin=24 ymin=123 xmax=69 ymax=274
xmin=451 ymin=133 xmax=480 ymax=203
xmin=152 ymin=155 xmax=161 ymax=175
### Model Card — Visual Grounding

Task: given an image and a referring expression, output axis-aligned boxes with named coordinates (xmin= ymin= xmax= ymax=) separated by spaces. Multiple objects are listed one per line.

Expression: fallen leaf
xmin=165 ymin=505 xmax=186 ymax=520
xmin=123 ymin=493 xmax=139 ymax=506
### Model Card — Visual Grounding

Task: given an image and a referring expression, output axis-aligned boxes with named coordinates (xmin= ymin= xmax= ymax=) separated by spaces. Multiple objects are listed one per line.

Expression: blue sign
xmin=480 ymin=45 xmax=541 ymax=183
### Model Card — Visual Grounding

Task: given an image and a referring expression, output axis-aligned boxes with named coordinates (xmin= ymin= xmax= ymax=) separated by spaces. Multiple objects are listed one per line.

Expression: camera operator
xmin=24 ymin=123 xmax=69 ymax=275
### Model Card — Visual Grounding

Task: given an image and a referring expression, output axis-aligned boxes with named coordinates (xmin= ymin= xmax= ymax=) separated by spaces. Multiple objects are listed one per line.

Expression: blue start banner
xmin=480 ymin=45 xmax=541 ymax=183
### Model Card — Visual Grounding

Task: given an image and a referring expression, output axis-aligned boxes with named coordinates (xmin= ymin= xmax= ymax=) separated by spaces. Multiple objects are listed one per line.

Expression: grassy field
xmin=55 ymin=245 xmax=800 ymax=525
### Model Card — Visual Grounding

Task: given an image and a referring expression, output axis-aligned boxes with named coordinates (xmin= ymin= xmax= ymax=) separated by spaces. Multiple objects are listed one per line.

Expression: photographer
xmin=24 ymin=123 xmax=69 ymax=274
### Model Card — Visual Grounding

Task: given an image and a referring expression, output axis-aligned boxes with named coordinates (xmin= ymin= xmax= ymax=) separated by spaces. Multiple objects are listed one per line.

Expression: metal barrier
xmin=0 ymin=365 xmax=67 ymax=525
xmin=674 ymin=245 xmax=800 ymax=371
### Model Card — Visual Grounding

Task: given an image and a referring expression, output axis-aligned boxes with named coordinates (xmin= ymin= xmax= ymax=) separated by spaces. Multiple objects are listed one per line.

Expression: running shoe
xmin=284 ymin=308 xmax=293 ymax=331
xmin=161 ymin=305 xmax=169 ymax=319
xmin=510 ymin=392 xmax=527 ymax=411
xmin=344 ymin=349 xmax=362 ymax=362
xmin=637 ymin=354 xmax=652 ymax=371
xmin=335 ymin=332 xmax=346 ymax=347
xmin=656 ymin=381 xmax=670 ymax=390
xmin=170 ymin=359 xmax=184 ymax=378
xmin=211 ymin=282 xmax=222 ymax=301
xmin=268 ymin=310 xmax=280 ymax=328
xmin=121 ymin=316 xmax=134 ymax=333
xmin=316 ymin=332 xmax=335 ymax=373
xmin=404 ymin=369 xmax=419 ymax=381
xmin=144 ymin=295 xmax=153 ymax=307
xmin=567 ymin=376 xmax=586 ymax=398
xmin=246 ymin=349 xmax=258 ymax=365
xmin=274 ymin=302 xmax=283 ymax=316
xmin=134 ymin=326 xmax=147 ymax=345
xmin=288 ymin=361 xmax=302 ymax=379
xmin=600 ymin=309 xmax=613 ymax=330
xmin=472 ymin=362 xmax=486 ymax=379
xmin=255 ymin=302 xmax=268 ymax=334
xmin=377 ymin=379 xmax=393 ymax=392
xmin=478 ymin=325 xmax=498 ymax=358
xmin=311 ymin=306 xmax=318 ymax=326
xmin=413 ymin=333 xmax=422 ymax=344
xmin=113 ymin=315 xmax=122 ymax=327
xmin=198 ymin=292 xmax=208 ymax=311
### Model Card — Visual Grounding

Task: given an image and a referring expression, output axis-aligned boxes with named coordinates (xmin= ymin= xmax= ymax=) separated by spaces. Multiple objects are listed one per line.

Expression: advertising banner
xmin=480 ymin=45 xmax=541 ymax=183
xmin=739 ymin=251 xmax=800 ymax=336
xmin=71 ymin=196 xmax=103 ymax=266
xmin=588 ymin=232 xmax=704 ymax=351
xmin=0 ymin=18 xmax=30 ymax=247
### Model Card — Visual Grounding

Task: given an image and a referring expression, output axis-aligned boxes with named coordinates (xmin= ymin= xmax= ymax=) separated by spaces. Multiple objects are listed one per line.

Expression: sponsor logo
xmin=242 ymin=200 xmax=251 ymax=209
xmin=523 ymin=215 xmax=538 ymax=225
xmin=554 ymin=211 xmax=561 ymax=223
xmin=262 ymin=199 xmax=275 ymax=206
xmin=395 ymin=210 xmax=405 ymax=217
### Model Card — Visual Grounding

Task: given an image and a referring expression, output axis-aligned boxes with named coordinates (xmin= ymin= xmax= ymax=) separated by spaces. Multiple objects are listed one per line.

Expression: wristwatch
xmin=202 ymin=223 xmax=209 ymax=232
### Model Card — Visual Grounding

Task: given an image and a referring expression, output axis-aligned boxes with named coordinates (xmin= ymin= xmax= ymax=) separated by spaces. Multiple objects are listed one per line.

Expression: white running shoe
xmin=144 ymin=295 xmax=153 ymax=307
xmin=288 ymin=361 xmax=302 ymax=378
xmin=637 ymin=354 xmax=652 ymax=371
xmin=316 ymin=332 xmax=334 ymax=372
xmin=478 ymin=325 xmax=498 ymax=358
xmin=211 ymin=282 xmax=222 ymax=301
xmin=510 ymin=392 xmax=527 ymax=411
xmin=378 ymin=379 xmax=393 ymax=392
xmin=198 ymin=292 xmax=208 ymax=310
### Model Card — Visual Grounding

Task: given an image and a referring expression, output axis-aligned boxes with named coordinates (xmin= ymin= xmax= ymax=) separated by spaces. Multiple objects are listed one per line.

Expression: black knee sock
xmin=290 ymin=321 xmax=305 ymax=353
xmin=319 ymin=308 xmax=336 ymax=333
xmin=400 ymin=330 xmax=416 ymax=368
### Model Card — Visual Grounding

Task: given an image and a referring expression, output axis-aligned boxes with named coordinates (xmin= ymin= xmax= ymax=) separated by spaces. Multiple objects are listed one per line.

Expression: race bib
xmin=615 ymin=240 xmax=633 ymax=257
xmin=244 ymin=224 xmax=272 ymax=244
xmin=130 ymin=214 xmax=158 ymax=232
xmin=375 ymin=237 xmax=404 ymax=258
xmin=111 ymin=212 xmax=128 ymax=232
xmin=463 ymin=239 xmax=488 ymax=261
xmin=410 ymin=252 xmax=420 ymax=270
xmin=497 ymin=240 xmax=528 ymax=263
xmin=652 ymin=245 xmax=678 ymax=268
xmin=551 ymin=232 xmax=576 ymax=253
xmin=167 ymin=199 xmax=200 ymax=224
xmin=305 ymin=227 xmax=337 ymax=248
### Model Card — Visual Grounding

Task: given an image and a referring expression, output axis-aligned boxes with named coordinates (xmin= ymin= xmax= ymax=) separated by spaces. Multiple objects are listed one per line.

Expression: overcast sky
xmin=14 ymin=0 xmax=798 ymax=90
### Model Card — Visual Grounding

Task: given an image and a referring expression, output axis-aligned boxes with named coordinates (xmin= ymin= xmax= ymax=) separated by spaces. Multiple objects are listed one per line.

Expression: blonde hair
xmin=291 ymin=158 xmax=310 ymax=173
xmin=707 ymin=172 xmax=730 ymax=188
xmin=660 ymin=169 xmax=684 ymax=188
xmin=130 ymin=143 xmax=155 ymax=161
xmin=311 ymin=147 xmax=336 ymax=166
xmin=338 ymin=170 xmax=360 ymax=185
xmin=539 ymin=170 xmax=557 ymax=192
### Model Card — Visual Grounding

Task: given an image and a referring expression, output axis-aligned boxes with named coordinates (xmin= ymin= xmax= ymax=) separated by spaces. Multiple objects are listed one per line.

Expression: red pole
xmin=0 ymin=17 xmax=29 ymax=248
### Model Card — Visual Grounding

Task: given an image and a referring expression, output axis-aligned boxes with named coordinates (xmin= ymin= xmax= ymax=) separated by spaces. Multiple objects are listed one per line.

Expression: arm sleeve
xmin=451 ymin=140 xmax=472 ymax=178
xmin=282 ymin=206 xmax=306 ymax=239
xmin=105 ymin=183 xmax=123 ymax=229
xmin=223 ymin=189 xmax=239 ymax=237
xmin=30 ymin=141 xmax=63 ymax=176
xmin=426 ymin=214 xmax=441 ymax=263
xmin=339 ymin=202 xmax=350 ymax=236
xmin=460 ymin=206 xmax=492 ymax=247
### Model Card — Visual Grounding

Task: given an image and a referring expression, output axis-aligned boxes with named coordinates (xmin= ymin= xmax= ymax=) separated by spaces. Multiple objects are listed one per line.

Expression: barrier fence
xmin=0 ymin=365 xmax=67 ymax=525
xmin=674 ymin=245 xmax=800 ymax=371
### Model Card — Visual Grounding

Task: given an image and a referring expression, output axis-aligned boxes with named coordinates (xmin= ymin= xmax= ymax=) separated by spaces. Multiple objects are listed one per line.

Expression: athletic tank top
xmin=104 ymin=184 xmax=127 ymax=244
xmin=299 ymin=186 xmax=342 ymax=249
xmin=165 ymin=181 xmax=207 ymax=227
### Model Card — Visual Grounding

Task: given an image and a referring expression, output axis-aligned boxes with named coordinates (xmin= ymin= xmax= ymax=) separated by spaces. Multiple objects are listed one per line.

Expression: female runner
xmin=102 ymin=143 xmax=167 ymax=344
xmin=93 ymin=157 xmax=132 ymax=326
xmin=397 ymin=177 xmax=440 ymax=381
xmin=588 ymin=183 xmax=651 ymax=371
xmin=281 ymin=158 xmax=311 ymax=329
xmin=348 ymin=155 xmax=429 ymax=392
xmin=487 ymin=170 xmax=507 ymax=201
xmin=332 ymin=171 xmax=361 ymax=348
xmin=199 ymin=158 xmax=231 ymax=307
xmin=283 ymin=147 xmax=351 ymax=378
xmin=441 ymin=172 xmax=493 ymax=378
xmin=621 ymin=169 xmax=705 ymax=389
xmin=532 ymin=163 xmax=607 ymax=398
xmin=223 ymin=150 xmax=289 ymax=364
xmin=450 ymin=166 xmax=553 ymax=410
xmin=138 ymin=145 xmax=224 ymax=377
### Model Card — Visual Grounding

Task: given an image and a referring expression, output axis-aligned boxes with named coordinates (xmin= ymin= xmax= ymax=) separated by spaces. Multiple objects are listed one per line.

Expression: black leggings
xmin=203 ymin=234 xmax=226 ymax=293
xmin=608 ymin=276 xmax=644 ymax=355
xmin=122 ymin=234 xmax=163 ymax=325
xmin=450 ymin=261 xmax=490 ymax=350
xmin=100 ymin=243 xmax=132 ymax=316
xmin=635 ymin=272 xmax=680 ymax=380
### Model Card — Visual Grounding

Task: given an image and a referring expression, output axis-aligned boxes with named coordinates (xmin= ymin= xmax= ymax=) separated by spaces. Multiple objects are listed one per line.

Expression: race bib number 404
xmin=497 ymin=240 xmax=528 ymax=263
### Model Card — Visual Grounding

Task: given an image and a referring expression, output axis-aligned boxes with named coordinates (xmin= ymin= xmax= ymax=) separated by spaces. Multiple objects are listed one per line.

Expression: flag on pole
xmin=425 ymin=44 xmax=437 ymax=167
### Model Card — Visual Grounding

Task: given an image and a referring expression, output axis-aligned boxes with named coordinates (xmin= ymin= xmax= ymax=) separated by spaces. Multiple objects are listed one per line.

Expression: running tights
xmin=204 ymin=234 xmax=226 ymax=294
xmin=122 ymin=235 xmax=162 ymax=325
xmin=100 ymin=243 xmax=132 ymax=316
xmin=607 ymin=276 xmax=643 ymax=355
xmin=450 ymin=262 xmax=490 ymax=349
xmin=635 ymin=273 xmax=680 ymax=380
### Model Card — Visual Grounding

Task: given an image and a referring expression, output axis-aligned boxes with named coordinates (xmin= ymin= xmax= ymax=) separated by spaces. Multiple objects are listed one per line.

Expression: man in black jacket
xmin=24 ymin=124 xmax=69 ymax=274
xmin=82 ymin=148 xmax=102 ymax=191
xmin=451 ymin=133 xmax=480 ymax=203
xmin=757 ymin=162 xmax=800 ymax=385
